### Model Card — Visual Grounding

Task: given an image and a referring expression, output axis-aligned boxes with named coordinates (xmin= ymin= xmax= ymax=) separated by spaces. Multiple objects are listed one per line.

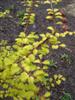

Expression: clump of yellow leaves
xmin=44 ymin=0 xmax=62 ymax=4
xmin=0 ymin=10 xmax=10 ymax=18
xmin=50 ymin=74 xmax=66 ymax=87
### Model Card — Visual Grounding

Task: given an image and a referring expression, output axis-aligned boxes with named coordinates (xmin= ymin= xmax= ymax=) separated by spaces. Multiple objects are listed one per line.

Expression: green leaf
xmin=19 ymin=32 xmax=26 ymax=38
xmin=28 ymin=76 xmax=34 ymax=84
xmin=34 ymin=59 xmax=41 ymax=63
xmin=56 ymin=80 xmax=61 ymax=85
xmin=35 ymin=96 xmax=40 ymax=100
xmin=11 ymin=63 xmax=20 ymax=73
xmin=61 ymin=93 xmax=73 ymax=100
xmin=42 ymin=60 xmax=50 ymax=65
xmin=25 ymin=91 xmax=34 ymax=99
xmin=4 ymin=58 xmax=13 ymax=66
xmin=28 ymin=54 xmax=35 ymax=62
xmin=44 ymin=92 xmax=51 ymax=97
xmin=20 ymin=72 xmax=29 ymax=82
xmin=3 ymin=84 xmax=8 ymax=89
xmin=47 ymin=26 xmax=55 ymax=34
xmin=52 ymin=45 xmax=59 ymax=49
xmin=49 ymin=36 xmax=58 ymax=45
xmin=33 ymin=49 xmax=38 ymax=55
xmin=33 ymin=70 xmax=45 ymax=76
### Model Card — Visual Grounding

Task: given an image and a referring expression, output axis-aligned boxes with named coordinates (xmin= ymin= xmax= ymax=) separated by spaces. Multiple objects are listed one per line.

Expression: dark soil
xmin=0 ymin=0 xmax=75 ymax=100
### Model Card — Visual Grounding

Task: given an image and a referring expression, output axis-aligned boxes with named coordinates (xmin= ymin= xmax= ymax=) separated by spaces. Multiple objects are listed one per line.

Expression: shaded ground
xmin=0 ymin=0 xmax=75 ymax=100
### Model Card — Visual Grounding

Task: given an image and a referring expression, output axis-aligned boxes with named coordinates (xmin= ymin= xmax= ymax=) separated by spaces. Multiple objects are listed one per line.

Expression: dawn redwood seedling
xmin=60 ymin=53 xmax=72 ymax=65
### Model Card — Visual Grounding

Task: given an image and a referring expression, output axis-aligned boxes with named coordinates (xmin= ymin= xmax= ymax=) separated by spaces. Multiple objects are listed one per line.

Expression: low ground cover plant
xmin=0 ymin=0 xmax=75 ymax=100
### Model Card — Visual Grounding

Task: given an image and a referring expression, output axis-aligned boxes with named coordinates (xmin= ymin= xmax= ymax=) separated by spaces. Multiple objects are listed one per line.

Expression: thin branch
xmin=24 ymin=0 xmax=35 ymax=34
